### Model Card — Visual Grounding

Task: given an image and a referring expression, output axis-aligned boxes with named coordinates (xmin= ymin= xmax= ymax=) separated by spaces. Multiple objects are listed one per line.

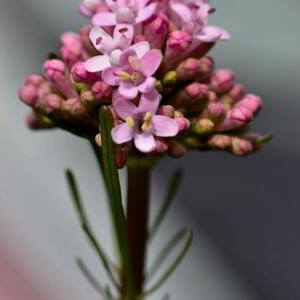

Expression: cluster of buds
xmin=19 ymin=0 xmax=271 ymax=168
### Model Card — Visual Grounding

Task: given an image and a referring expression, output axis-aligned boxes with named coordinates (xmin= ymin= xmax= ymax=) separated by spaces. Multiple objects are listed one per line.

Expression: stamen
xmin=119 ymin=71 xmax=130 ymax=80
xmin=126 ymin=117 xmax=135 ymax=128
xmin=130 ymin=72 xmax=142 ymax=83
xmin=144 ymin=112 xmax=153 ymax=121
xmin=141 ymin=121 xmax=153 ymax=132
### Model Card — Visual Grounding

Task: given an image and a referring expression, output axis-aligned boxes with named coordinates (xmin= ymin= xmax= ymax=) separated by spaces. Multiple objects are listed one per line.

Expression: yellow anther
xmin=119 ymin=71 xmax=130 ymax=80
xmin=144 ymin=112 xmax=153 ymax=121
xmin=141 ymin=121 xmax=153 ymax=132
xmin=130 ymin=72 xmax=142 ymax=82
xmin=126 ymin=117 xmax=135 ymax=128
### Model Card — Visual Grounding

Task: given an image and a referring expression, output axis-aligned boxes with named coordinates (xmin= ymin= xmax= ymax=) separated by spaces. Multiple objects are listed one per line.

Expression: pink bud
xmin=206 ymin=102 xmax=225 ymax=118
xmin=18 ymin=86 xmax=38 ymax=106
xmin=24 ymin=74 xmax=45 ymax=87
xmin=116 ymin=144 xmax=128 ymax=169
xmin=157 ymin=105 xmax=174 ymax=118
xmin=60 ymin=45 xmax=82 ymax=68
xmin=214 ymin=117 xmax=243 ymax=132
xmin=211 ymin=69 xmax=235 ymax=94
xmin=92 ymin=81 xmax=113 ymax=100
xmin=161 ymin=31 xmax=192 ymax=72
xmin=44 ymin=59 xmax=66 ymax=82
xmin=144 ymin=13 xmax=169 ymax=49
xmin=175 ymin=117 xmax=190 ymax=133
xmin=44 ymin=94 xmax=63 ymax=113
xmin=228 ymin=106 xmax=253 ymax=123
xmin=236 ymin=94 xmax=263 ymax=114
xmin=63 ymin=98 xmax=85 ymax=115
xmin=25 ymin=112 xmax=54 ymax=130
xmin=227 ymin=84 xmax=245 ymax=102
xmin=71 ymin=62 xmax=100 ymax=83
xmin=155 ymin=138 xmax=169 ymax=153
xmin=208 ymin=134 xmax=231 ymax=149
xmin=231 ymin=137 xmax=253 ymax=156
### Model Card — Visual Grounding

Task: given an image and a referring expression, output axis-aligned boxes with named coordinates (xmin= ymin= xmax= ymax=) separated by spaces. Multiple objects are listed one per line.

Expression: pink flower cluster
xmin=19 ymin=0 xmax=270 ymax=167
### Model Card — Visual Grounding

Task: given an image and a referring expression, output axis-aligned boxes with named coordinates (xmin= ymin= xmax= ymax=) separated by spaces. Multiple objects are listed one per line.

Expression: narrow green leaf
xmin=76 ymin=258 xmax=112 ymax=300
xmin=99 ymin=107 xmax=135 ymax=296
xmin=252 ymin=133 xmax=274 ymax=145
xmin=143 ymin=230 xmax=193 ymax=297
xmin=149 ymin=169 xmax=184 ymax=240
xmin=65 ymin=170 xmax=120 ymax=290
xmin=146 ymin=228 xmax=188 ymax=282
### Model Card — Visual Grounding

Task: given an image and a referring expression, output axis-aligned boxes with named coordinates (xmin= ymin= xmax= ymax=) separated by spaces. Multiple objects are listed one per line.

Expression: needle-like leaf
xmin=65 ymin=169 xmax=120 ymax=290
xmin=149 ymin=169 xmax=184 ymax=240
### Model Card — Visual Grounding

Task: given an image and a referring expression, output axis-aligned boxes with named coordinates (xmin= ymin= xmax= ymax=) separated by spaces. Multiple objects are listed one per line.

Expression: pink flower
xmin=102 ymin=42 xmax=162 ymax=99
xmin=84 ymin=25 xmax=134 ymax=73
xmin=78 ymin=0 xmax=105 ymax=17
xmin=169 ymin=0 xmax=230 ymax=43
xmin=92 ymin=0 xmax=158 ymax=27
xmin=111 ymin=90 xmax=179 ymax=153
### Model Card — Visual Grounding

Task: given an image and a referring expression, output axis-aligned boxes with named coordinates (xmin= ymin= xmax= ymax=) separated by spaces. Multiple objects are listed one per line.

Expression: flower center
xmin=126 ymin=117 xmax=135 ymax=128
xmin=141 ymin=112 xmax=153 ymax=132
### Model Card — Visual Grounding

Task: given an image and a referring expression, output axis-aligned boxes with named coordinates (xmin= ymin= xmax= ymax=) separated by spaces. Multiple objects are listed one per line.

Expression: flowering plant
xmin=18 ymin=0 xmax=272 ymax=299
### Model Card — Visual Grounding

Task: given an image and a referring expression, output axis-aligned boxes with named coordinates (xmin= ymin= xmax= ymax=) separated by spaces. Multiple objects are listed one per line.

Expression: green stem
xmin=126 ymin=163 xmax=151 ymax=296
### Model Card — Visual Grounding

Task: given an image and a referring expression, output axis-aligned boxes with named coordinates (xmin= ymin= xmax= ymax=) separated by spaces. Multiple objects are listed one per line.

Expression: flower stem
xmin=126 ymin=163 xmax=151 ymax=295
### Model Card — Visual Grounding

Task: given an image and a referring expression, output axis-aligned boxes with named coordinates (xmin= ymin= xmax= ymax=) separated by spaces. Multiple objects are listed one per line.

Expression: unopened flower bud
xmin=144 ymin=13 xmax=169 ymax=49
xmin=155 ymin=138 xmax=169 ymax=153
xmin=44 ymin=94 xmax=63 ymax=113
xmin=214 ymin=117 xmax=243 ymax=132
xmin=221 ymin=84 xmax=245 ymax=110
xmin=24 ymin=74 xmax=45 ymax=87
xmin=168 ymin=141 xmax=186 ymax=158
xmin=192 ymin=118 xmax=214 ymax=135
xmin=18 ymin=86 xmax=38 ymax=107
xmin=161 ymin=31 xmax=192 ymax=72
xmin=25 ymin=112 xmax=54 ymax=130
xmin=63 ymin=98 xmax=85 ymax=116
xmin=163 ymin=71 xmax=177 ymax=86
xmin=236 ymin=94 xmax=263 ymax=114
xmin=44 ymin=59 xmax=66 ymax=81
xmin=72 ymin=62 xmax=100 ymax=83
xmin=175 ymin=117 xmax=190 ymax=133
xmin=228 ymin=106 xmax=253 ymax=123
xmin=116 ymin=144 xmax=128 ymax=169
xmin=176 ymin=56 xmax=214 ymax=82
xmin=211 ymin=69 xmax=235 ymax=94
xmin=206 ymin=102 xmax=225 ymax=119
xmin=172 ymin=83 xmax=209 ymax=109
xmin=92 ymin=81 xmax=113 ymax=101
xmin=157 ymin=105 xmax=174 ymax=118
xmin=208 ymin=134 xmax=231 ymax=149
xmin=231 ymin=137 xmax=253 ymax=156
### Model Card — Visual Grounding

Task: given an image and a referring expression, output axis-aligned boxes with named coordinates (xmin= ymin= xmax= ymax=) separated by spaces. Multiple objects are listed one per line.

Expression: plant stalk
xmin=125 ymin=163 xmax=151 ymax=296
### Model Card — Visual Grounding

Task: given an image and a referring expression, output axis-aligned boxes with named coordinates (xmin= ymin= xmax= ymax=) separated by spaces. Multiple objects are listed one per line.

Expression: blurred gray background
xmin=0 ymin=0 xmax=299 ymax=299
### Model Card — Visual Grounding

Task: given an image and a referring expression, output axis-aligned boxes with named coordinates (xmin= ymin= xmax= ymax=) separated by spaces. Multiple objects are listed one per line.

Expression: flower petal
xmin=119 ymin=82 xmax=139 ymax=99
xmin=113 ymin=99 xmax=138 ymax=120
xmin=195 ymin=26 xmax=222 ymax=42
xmin=111 ymin=123 xmax=134 ymax=144
xmin=92 ymin=12 xmax=117 ymax=27
xmin=102 ymin=66 xmax=122 ymax=85
xmin=89 ymin=26 xmax=115 ymax=54
xmin=105 ymin=0 xmax=118 ymax=12
xmin=113 ymin=24 xmax=134 ymax=49
xmin=138 ymin=76 xmax=156 ymax=93
xmin=212 ymin=26 xmax=231 ymax=40
xmin=129 ymin=41 xmax=150 ymax=59
xmin=84 ymin=55 xmax=111 ymax=72
xmin=137 ymin=0 xmax=150 ymax=10
xmin=134 ymin=133 xmax=156 ymax=153
xmin=169 ymin=2 xmax=192 ymax=22
xmin=138 ymin=89 xmax=161 ymax=114
xmin=135 ymin=3 xmax=158 ymax=24
xmin=141 ymin=50 xmax=163 ymax=76
xmin=152 ymin=115 xmax=179 ymax=137
xmin=119 ymin=48 xmax=137 ymax=68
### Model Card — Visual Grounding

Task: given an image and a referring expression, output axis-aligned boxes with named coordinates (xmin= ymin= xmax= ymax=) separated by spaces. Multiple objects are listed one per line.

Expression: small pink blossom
xmin=102 ymin=42 xmax=162 ymax=99
xmin=111 ymin=91 xmax=179 ymax=153
xmin=92 ymin=0 xmax=158 ymax=27
xmin=84 ymin=25 xmax=134 ymax=73
xmin=78 ymin=0 xmax=106 ymax=17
